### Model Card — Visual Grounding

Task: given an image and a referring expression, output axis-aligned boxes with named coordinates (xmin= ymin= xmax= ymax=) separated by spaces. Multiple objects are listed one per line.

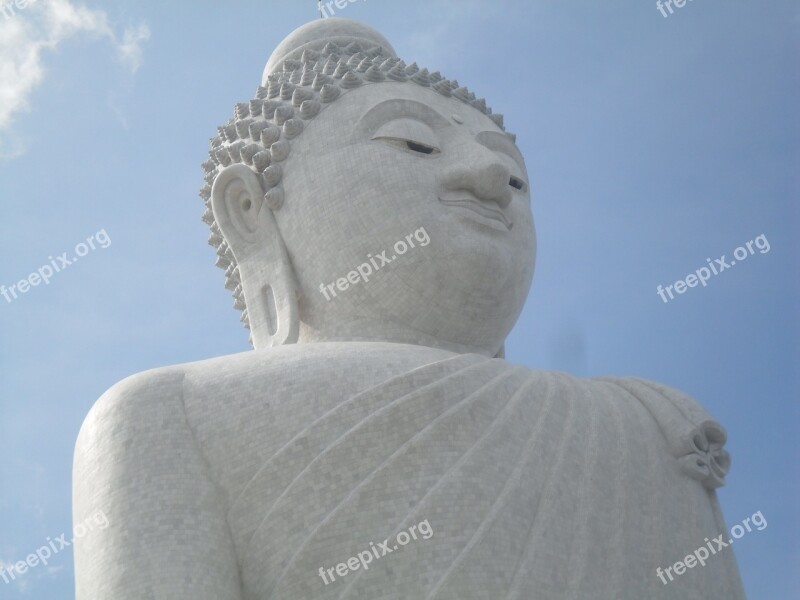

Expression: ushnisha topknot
xmin=200 ymin=19 xmax=512 ymax=338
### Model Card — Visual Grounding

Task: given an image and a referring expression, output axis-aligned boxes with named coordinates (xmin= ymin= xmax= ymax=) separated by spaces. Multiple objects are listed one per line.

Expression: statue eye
xmin=406 ymin=140 xmax=437 ymax=155
xmin=373 ymin=118 xmax=440 ymax=157
xmin=509 ymin=176 xmax=525 ymax=191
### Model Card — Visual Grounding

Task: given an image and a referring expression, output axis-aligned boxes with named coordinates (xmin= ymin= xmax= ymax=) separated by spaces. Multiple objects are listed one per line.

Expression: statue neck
xmin=290 ymin=319 xmax=501 ymax=358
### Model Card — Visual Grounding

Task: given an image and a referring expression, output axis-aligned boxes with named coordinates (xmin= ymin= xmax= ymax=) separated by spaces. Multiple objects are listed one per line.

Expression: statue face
xmin=276 ymin=82 xmax=536 ymax=354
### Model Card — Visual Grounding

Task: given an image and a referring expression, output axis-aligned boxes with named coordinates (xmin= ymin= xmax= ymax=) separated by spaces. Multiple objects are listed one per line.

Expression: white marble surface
xmin=72 ymin=18 xmax=745 ymax=600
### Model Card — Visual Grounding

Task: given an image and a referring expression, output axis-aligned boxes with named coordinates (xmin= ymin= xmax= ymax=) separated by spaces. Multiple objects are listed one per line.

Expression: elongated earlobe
xmin=211 ymin=164 xmax=299 ymax=348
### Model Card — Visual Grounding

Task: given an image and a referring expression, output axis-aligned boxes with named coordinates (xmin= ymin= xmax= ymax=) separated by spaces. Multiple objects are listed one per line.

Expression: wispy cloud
xmin=117 ymin=22 xmax=150 ymax=73
xmin=0 ymin=0 xmax=150 ymax=137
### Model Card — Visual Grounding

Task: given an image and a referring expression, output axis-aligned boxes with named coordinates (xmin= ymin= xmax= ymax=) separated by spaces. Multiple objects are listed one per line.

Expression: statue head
xmin=201 ymin=18 xmax=535 ymax=358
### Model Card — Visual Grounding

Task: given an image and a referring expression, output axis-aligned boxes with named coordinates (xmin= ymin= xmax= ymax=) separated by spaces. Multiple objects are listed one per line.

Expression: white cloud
xmin=117 ymin=22 xmax=150 ymax=73
xmin=0 ymin=0 xmax=150 ymax=132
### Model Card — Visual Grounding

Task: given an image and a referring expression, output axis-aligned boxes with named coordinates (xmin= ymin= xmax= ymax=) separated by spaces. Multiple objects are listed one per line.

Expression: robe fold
xmin=203 ymin=351 xmax=745 ymax=600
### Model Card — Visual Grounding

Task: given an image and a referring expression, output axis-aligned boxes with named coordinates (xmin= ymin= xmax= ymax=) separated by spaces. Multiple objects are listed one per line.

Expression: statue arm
xmin=72 ymin=368 xmax=243 ymax=600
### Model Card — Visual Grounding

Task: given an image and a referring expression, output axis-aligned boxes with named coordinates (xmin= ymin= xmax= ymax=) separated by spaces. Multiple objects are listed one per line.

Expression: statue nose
xmin=441 ymin=147 xmax=513 ymax=209
xmin=474 ymin=162 xmax=513 ymax=209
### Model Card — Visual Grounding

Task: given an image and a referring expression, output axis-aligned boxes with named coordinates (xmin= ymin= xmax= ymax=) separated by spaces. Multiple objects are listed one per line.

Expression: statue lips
xmin=438 ymin=192 xmax=513 ymax=231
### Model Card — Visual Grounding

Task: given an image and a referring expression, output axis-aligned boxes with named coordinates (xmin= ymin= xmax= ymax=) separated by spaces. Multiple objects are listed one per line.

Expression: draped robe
xmin=184 ymin=344 xmax=744 ymax=600
xmin=74 ymin=342 xmax=745 ymax=600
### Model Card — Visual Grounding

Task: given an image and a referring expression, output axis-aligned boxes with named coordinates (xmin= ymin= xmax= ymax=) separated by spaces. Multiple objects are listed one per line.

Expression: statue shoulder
xmin=591 ymin=375 xmax=731 ymax=490
xmin=78 ymin=365 xmax=188 ymax=445
xmin=76 ymin=348 xmax=309 ymax=447
xmin=75 ymin=366 xmax=194 ymax=460
xmin=76 ymin=342 xmax=465 ymax=449
xmin=78 ymin=349 xmax=278 ymax=439
xmin=591 ymin=375 xmax=711 ymax=421
xmin=73 ymin=361 xmax=244 ymax=598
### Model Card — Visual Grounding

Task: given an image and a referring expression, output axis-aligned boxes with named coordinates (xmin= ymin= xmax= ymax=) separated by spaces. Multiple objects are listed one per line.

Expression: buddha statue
xmin=73 ymin=18 xmax=746 ymax=600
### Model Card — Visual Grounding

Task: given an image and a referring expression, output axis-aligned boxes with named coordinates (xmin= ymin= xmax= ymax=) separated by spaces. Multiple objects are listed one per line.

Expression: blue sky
xmin=0 ymin=0 xmax=797 ymax=597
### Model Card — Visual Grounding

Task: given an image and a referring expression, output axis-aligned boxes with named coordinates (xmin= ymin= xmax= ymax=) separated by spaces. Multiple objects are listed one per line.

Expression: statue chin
xmin=71 ymin=17 xmax=745 ymax=600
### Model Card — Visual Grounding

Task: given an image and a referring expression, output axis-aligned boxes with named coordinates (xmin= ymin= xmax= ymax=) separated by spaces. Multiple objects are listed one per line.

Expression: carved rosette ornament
xmin=677 ymin=422 xmax=731 ymax=490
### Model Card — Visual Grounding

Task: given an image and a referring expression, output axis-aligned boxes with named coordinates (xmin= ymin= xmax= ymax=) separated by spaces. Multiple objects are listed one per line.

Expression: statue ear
xmin=211 ymin=164 xmax=299 ymax=348
xmin=210 ymin=164 xmax=264 ymax=248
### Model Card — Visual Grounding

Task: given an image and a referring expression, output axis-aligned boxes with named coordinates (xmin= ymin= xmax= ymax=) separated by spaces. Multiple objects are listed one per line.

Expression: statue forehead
xmin=298 ymin=82 xmax=521 ymax=149
xmin=341 ymin=83 xmax=500 ymax=126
